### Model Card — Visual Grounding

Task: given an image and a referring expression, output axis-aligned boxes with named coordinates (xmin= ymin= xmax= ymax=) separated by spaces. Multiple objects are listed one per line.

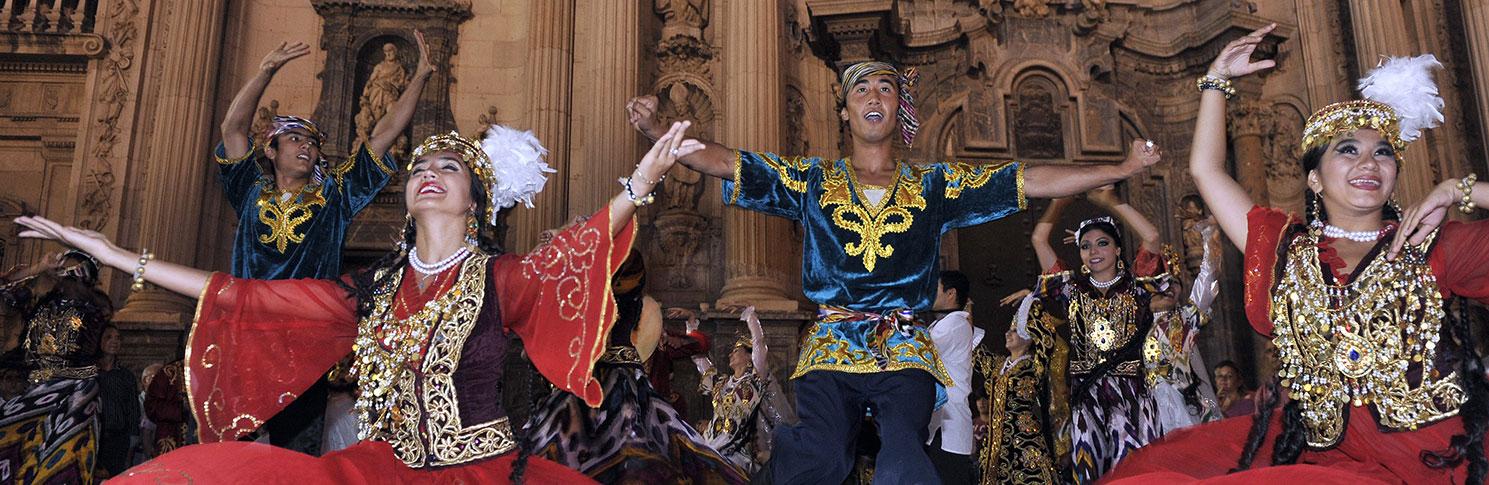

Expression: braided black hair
xmin=1421 ymin=297 xmax=1489 ymax=484
xmin=1231 ymin=380 xmax=1281 ymax=472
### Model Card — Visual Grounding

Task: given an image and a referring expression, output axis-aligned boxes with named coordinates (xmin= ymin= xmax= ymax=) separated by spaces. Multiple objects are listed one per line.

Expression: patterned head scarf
xmin=839 ymin=61 xmax=921 ymax=146
xmin=265 ymin=115 xmax=325 ymax=146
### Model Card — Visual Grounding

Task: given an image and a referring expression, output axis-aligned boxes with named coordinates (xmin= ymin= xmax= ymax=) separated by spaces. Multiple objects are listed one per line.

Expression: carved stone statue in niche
xmin=354 ymin=43 xmax=409 ymax=158
xmin=655 ymin=0 xmax=709 ymax=40
xmin=1178 ymin=193 xmax=1219 ymax=278
xmin=249 ymin=99 xmax=280 ymax=147
xmin=652 ymin=212 xmax=708 ymax=289
xmin=655 ymin=80 xmax=713 ymax=213
xmin=1014 ymin=80 xmax=1064 ymax=159
xmin=785 ymin=87 xmax=808 ymax=155
xmin=1263 ymin=105 xmax=1306 ymax=216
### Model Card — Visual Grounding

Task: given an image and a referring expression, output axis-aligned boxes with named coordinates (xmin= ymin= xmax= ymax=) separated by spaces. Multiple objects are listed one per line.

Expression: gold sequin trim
xmin=215 ymin=140 xmax=258 ymax=165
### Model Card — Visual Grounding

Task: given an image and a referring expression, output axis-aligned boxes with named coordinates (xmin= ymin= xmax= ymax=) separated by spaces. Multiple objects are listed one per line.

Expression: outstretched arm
xmin=1023 ymin=139 xmax=1162 ymax=198
xmin=1087 ymin=185 xmax=1161 ymax=254
xmin=1032 ymin=198 xmax=1071 ymax=271
xmin=366 ymin=31 xmax=434 ymax=158
xmin=1192 ymin=24 xmax=1278 ymax=251
xmin=15 ymin=216 xmax=211 ymax=297
xmin=627 ymin=95 xmax=735 ymax=178
xmin=1190 ymin=225 xmax=1221 ymax=313
xmin=742 ymin=306 xmax=768 ymax=373
xmin=220 ymin=42 xmax=312 ymax=159
xmin=606 ymin=121 xmax=705 ymax=236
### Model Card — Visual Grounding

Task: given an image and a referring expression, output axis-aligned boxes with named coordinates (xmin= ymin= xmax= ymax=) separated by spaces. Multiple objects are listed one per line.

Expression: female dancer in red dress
xmin=15 ymin=122 xmax=705 ymax=483
xmin=1106 ymin=24 xmax=1489 ymax=484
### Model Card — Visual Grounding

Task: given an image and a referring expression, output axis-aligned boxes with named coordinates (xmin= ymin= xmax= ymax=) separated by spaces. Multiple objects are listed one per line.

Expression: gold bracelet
xmin=620 ymin=177 xmax=656 ymax=207
xmin=1196 ymin=75 xmax=1236 ymax=99
xmin=130 ymin=249 xmax=153 ymax=292
xmin=1458 ymin=173 xmax=1478 ymax=214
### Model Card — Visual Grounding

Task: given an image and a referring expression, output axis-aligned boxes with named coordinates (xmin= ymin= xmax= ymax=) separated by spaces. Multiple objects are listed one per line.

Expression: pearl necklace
xmin=1090 ymin=272 xmax=1123 ymax=289
xmin=409 ymin=246 xmax=470 ymax=276
xmin=1317 ymin=222 xmax=1387 ymax=242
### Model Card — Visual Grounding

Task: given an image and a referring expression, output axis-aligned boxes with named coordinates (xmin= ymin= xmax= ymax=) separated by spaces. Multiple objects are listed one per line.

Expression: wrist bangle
xmin=631 ymin=167 xmax=667 ymax=186
xmin=130 ymin=249 xmax=154 ymax=292
xmin=1457 ymin=173 xmax=1478 ymax=214
xmin=1196 ymin=75 xmax=1236 ymax=99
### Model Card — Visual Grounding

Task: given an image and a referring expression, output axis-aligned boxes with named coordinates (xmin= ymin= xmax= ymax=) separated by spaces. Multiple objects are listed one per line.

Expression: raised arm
xmin=15 ymin=216 xmax=210 ymax=298
xmin=673 ymin=308 xmax=715 ymax=375
xmin=220 ymin=42 xmax=311 ymax=160
xmin=1191 ymin=24 xmax=1278 ymax=251
xmin=1087 ymin=185 xmax=1161 ymax=254
xmin=1189 ymin=224 xmax=1220 ymax=313
xmin=366 ymin=31 xmax=434 ymax=158
xmin=627 ymin=95 xmax=735 ymax=178
xmin=1032 ymin=198 xmax=1070 ymax=271
xmin=742 ymin=306 xmax=768 ymax=373
xmin=1022 ymin=139 xmax=1161 ymax=198
xmin=607 ymin=121 xmax=705 ymax=236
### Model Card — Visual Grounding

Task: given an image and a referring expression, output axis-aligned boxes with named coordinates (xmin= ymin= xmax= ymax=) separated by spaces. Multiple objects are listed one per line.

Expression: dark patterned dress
xmin=976 ymin=302 xmax=1062 ymax=485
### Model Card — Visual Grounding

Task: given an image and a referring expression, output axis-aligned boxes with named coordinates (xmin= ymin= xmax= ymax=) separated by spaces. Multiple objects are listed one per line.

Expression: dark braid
xmin=1270 ymin=399 xmax=1307 ymax=465
xmin=1421 ymin=298 xmax=1489 ymax=484
xmin=510 ymin=354 xmax=554 ymax=484
xmin=1231 ymin=380 xmax=1282 ymax=472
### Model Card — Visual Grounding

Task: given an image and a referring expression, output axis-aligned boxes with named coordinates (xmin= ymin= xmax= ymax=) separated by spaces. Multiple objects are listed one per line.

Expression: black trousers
xmin=769 ymin=370 xmax=941 ymax=485
xmin=926 ymin=431 xmax=975 ymax=485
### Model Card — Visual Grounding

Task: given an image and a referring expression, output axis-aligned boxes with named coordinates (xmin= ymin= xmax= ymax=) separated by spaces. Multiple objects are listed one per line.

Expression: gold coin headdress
xmin=410 ymin=125 xmax=555 ymax=225
xmin=1301 ymin=55 xmax=1444 ymax=161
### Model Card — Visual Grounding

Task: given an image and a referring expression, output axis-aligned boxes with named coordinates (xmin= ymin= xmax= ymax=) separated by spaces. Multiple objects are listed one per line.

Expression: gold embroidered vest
xmin=1271 ymin=231 xmax=1465 ymax=448
xmin=351 ymin=254 xmax=517 ymax=468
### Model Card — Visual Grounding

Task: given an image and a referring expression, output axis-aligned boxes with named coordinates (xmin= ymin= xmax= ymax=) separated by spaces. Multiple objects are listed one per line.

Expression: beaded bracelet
xmin=130 ymin=249 xmax=153 ymax=292
xmin=1458 ymin=173 xmax=1478 ymax=214
xmin=1196 ymin=75 xmax=1236 ymax=99
xmin=620 ymin=177 xmax=656 ymax=207
xmin=631 ymin=167 xmax=668 ymax=186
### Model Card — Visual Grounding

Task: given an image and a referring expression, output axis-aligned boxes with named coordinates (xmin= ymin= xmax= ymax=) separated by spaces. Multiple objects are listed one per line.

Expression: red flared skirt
xmin=1104 ymin=408 xmax=1480 ymax=484
xmin=109 ymin=440 xmax=596 ymax=484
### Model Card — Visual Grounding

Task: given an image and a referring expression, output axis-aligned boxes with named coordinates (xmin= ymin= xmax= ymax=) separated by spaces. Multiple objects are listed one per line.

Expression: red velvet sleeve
xmin=1242 ymin=206 xmax=1297 ymax=336
xmin=1429 ymin=219 xmax=1489 ymax=305
xmin=186 ymin=274 xmax=359 ymax=443
xmin=1132 ymin=247 xmax=1162 ymax=277
xmin=491 ymin=205 xmax=637 ymax=407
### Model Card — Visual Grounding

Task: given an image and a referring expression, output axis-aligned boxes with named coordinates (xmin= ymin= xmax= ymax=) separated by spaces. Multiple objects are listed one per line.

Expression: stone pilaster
xmin=1292 ymin=0 xmax=1349 ymax=110
xmin=1227 ymin=100 xmax=1271 ymax=207
xmin=1463 ymin=0 xmax=1489 ymax=171
xmin=512 ymin=0 xmax=574 ymax=252
xmin=569 ymin=2 xmax=640 ymax=216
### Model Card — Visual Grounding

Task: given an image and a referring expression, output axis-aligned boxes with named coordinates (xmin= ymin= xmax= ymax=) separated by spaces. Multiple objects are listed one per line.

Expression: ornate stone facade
xmin=1 ymin=0 xmax=1486 ymax=380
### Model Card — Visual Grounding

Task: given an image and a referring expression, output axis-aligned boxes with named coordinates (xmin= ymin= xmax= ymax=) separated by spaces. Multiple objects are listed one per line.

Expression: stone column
xmin=568 ymin=2 xmax=639 ymax=217
xmin=1347 ymin=0 xmax=1435 ymax=203
xmin=1463 ymin=0 xmax=1489 ymax=170
xmin=1292 ymin=0 xmax=1349 ymax=110
xmin=717 ymin=0 xmax=796 ymax=310
xmin=1227 ymin=100 xmax=1271 ymax=207
xmin=114 ymin=0 xmax=228 ymax=327
xmin=512 ymin=0 xmax=574 ymax=252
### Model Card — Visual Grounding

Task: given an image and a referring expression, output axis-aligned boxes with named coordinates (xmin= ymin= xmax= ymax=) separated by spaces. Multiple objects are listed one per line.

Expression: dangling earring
xmin=396 ymin=214 xmax=413 ymax=252
xmin=1081 ymin=264 xmax=1091 ymax=275
xmin=1308 ymin=191 xmax=1324 ymax=226
xmin=1117 ymin=259 xmax=1126 ymax=273
xmin=465 ymin=209 xmax=480 ymax=248
xmin=1388 ymin=198 xmax=1404 ymax=221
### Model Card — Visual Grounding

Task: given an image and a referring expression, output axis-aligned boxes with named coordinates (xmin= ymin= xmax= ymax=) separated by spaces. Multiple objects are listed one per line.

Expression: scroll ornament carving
xmin=80 ymin=0 xmax=141 ymax=231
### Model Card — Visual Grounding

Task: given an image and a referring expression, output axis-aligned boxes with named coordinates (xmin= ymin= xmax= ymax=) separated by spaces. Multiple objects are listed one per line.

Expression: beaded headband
xmin=1300 ymin=55 xmax=1444 ymax=161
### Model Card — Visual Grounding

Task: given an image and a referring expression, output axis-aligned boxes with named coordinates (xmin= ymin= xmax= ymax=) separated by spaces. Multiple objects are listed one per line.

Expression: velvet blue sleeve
xmin=720 ymin=150 xmax=816 ymax=221
xmin=215 ymin=141 xmax=262 ymax=217
xmin=328 ymin=143 xmax=396 ymax=214
xmin=934 ymin=161 xmax=1026 ymax=232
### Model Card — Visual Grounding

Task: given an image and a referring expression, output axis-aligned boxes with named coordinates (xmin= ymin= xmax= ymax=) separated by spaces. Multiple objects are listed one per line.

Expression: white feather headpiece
xmin=1301 ymin=54 xmax=1444 ymax=156
xmin=480 ymin=124 xmax=555 ymax=214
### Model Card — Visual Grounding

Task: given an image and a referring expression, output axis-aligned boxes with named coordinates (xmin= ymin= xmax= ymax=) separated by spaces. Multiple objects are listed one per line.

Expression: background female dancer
xmin=974 ymin=290 xmax=1060 ymax=484
xmin=16 ymin=121 xmax=704 ymax=483
xmin=1027 ymin=185 xmax=1169 ymax=483
xmin=1108 ymin=24 xmax=1489 ymax=484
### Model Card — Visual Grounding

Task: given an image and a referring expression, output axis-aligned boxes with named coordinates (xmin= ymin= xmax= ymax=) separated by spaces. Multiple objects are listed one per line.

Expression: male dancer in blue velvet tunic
xmin=628 ymin=61 xmax=1161 ymax=484
xmin=206 ymin=35 xmax=432 ymax=454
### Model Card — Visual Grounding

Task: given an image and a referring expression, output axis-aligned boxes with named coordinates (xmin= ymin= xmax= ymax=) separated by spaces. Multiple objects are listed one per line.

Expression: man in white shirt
xmin=925 ymin=270 xmax=983 ymax=485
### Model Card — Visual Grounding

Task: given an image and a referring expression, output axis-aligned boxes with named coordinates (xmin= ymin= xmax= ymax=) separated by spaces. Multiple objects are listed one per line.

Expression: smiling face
xmin=264 ymin=128 xmax=322 ymax=181
xmin=1005 ymin=326 xmax=1030 ymax=355
xmin=1078 ymin=227 xmax=1121 ymax=278
xmin=1308 ymin=129 xmax=1398 ymax=220
xmin=839 ymin=73 xmax=900 ymax=144
xmin=405 ymin=150 xmax=476 ymax=220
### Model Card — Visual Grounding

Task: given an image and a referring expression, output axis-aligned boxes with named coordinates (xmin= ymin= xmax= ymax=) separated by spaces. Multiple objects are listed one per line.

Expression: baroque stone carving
xmin=79 ymin=0 xmax=141 ymax=232
xmin=655 ymin=0 xmax=708 ymax=41
xmin=354 ymin=42 xmax=409 ymax=157
xmin=1013 ymin=78 xmax=1064 ymax=159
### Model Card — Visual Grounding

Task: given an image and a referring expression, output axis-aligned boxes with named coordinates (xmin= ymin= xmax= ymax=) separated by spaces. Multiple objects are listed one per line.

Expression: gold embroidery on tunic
xmin=759 ymin=153 xmax=813 ymax=194
xmin=942 ymin=162 xmax=997 ymax=199
xmin=1068 ymin=289 xmax=1140 ymax=375
xmin=255 ymin=184 xmax=326 ymax=253
xmin=819 ymin=161 xmax=927 ymax=272
xmin=1271 ymin=231 xmax=1463 ymax=448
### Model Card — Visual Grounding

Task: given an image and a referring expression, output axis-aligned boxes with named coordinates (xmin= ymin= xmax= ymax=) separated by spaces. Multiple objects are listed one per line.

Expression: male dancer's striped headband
xmin=839 ymin=61 xmax=921 ymax=146
xmin=265 ymin=115 xmax=325 ymax=145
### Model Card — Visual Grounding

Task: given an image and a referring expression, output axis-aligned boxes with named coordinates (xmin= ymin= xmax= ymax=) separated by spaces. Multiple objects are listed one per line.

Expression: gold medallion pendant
xmin=1090 ymin=316 xmax=1117 ymax=352
xmin=1331 ymin=329 xmax=1372 ymax=380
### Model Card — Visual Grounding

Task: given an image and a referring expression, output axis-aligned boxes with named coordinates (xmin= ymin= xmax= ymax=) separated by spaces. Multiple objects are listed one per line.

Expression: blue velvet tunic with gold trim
xmin=723 ymin=150 xmax=1025 ymax=385
xmin=215 ymin=142 xmax=395 ymax=280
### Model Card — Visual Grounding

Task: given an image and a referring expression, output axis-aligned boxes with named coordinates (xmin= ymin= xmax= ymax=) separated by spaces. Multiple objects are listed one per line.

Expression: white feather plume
xmin=1358 ymin=54 xmax=1445 ymax=143
xmin=480 ymin=125 xmax=555 ymax=218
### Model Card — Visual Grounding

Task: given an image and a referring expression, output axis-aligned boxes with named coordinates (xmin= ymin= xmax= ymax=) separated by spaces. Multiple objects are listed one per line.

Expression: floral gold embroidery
xmin=819 ymin=161 xmax=928 ymax=272
xmin=255 ymin=183 xmax=327 ymax=253
xmin=942 ymin=161 xmax=998 ymax=199
xmin=759 ymin=152 xmax=813 ymax=194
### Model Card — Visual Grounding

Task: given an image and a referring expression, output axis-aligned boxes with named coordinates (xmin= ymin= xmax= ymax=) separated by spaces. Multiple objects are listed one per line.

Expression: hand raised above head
xmin=626 ymin=95 xmax=663 ymax=140
xmin=413 ymin=30 xmax=436 ymax=78
xmin=260 ymin=41 xmax=312 ymax=73
xmin=1208 ymin=23 xmax=1278 ymax=80
xmin=1118 ymin=139 xmax=1162 ymax=176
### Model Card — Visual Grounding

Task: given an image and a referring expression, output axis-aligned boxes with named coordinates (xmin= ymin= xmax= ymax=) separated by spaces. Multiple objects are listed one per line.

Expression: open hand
xmin=14 ymin=216 xmax=125 ymax=266
xmin=260 ymin=41 xmax=311 ymax=73
xmin=413 ymin=30 xmax=435 ymax=79
xmin=999 ymin=289 xmax=1032 ymax=306
xmin=1086 ymin=184 xmax=1122 ymax=209
xmin=1388 ymin=178 xmax=1458 ymax=259
xmin=636 ymin=121 xmax=704 ymax=184
xmin=1208 ymin=24 xmax=1278 ymax=79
